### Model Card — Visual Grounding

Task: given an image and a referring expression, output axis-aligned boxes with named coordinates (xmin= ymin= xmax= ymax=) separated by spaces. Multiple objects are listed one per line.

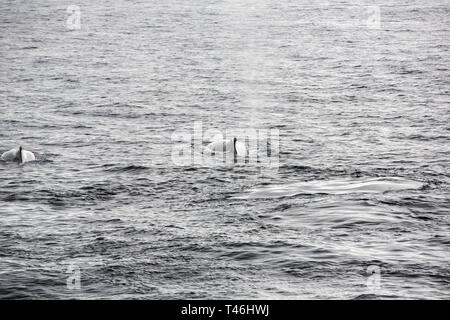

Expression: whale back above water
xmin=1 ymin=146 xmax=36 ymax=164
xmin=207 ymin=137 xmax=247 ymax=156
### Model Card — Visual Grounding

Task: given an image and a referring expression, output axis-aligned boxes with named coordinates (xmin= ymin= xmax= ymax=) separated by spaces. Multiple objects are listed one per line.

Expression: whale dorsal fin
xmin=18 ymin=146 xmax=23 ymax=164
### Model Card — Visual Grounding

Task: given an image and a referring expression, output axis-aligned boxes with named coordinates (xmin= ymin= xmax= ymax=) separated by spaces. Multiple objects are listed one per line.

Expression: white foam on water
xmin=236 ymin=177 xmax=423 ymax=199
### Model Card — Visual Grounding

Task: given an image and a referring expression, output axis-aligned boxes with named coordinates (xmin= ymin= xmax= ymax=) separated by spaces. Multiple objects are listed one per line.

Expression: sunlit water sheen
xmin=0 ymin=0 xmax=449 ymax=299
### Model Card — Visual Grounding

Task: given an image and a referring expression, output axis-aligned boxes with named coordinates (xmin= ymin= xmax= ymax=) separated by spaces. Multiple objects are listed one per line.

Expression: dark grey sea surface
xmin=0 ymin=0 xmax=449 ymax=299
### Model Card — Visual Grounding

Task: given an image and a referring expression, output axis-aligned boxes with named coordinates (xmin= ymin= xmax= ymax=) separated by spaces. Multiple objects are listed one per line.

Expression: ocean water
xmin=0 ymin=0 xmax=449 ymax=299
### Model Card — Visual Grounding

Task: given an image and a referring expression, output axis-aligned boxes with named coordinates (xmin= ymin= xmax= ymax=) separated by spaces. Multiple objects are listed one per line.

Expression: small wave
xmin=103 ymin=165 xmax=149 ymax=173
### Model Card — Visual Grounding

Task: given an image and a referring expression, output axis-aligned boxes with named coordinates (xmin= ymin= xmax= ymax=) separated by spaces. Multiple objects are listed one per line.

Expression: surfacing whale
xmin=1 ymin=146 xmax=36 ymax=164
xmin=207 ymin=137 xmax=247 ymax=156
